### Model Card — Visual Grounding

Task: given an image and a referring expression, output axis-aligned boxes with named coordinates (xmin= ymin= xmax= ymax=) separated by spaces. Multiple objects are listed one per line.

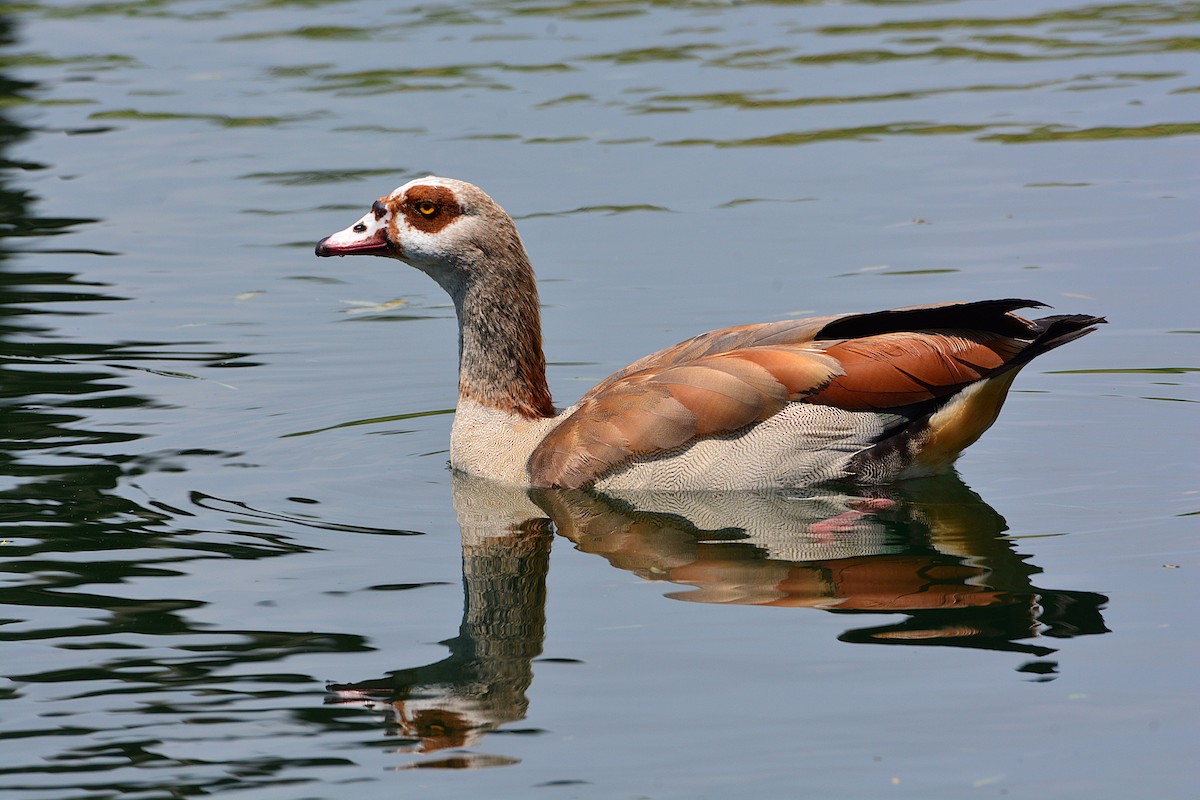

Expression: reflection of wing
xmin=539 ymin=487 xmax=901 ymax=563
xmin=529 ymin=475 xmax=1108 ymax=659
xmin=529 ymin=300 xmax=1105 ymax=488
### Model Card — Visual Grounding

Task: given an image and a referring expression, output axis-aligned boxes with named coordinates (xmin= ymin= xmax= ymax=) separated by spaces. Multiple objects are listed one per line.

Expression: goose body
xmin=315 ymin=177 xmax=1102 ymax=490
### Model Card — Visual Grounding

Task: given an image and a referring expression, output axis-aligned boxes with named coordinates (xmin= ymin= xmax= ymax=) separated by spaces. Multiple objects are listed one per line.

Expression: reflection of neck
xmin=454 ymin=521 xmax=552 ymax=700
xmin=325 ymin=510 xmax=551 ymax=751
xmin=447 ymin=475 xmax=554 ymax=711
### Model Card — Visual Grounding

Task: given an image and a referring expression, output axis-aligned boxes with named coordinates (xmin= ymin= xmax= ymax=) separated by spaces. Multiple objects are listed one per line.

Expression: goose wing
xmin=527 ymin=299 xmax=1102 ymax=488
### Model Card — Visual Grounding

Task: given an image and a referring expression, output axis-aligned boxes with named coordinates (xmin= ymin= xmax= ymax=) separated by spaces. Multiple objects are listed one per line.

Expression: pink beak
xmin=315 ymin=202 xmax=393 ymax=257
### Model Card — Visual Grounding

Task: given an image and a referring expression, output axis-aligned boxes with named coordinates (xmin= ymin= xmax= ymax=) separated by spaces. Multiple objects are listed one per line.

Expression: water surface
xmin=0 ymin=1 xmax=1197 ymax=798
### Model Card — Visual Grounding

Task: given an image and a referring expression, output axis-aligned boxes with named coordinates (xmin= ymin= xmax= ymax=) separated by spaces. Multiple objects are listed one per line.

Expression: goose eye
xmin=415 ymin=200 xmax=438 ymax=218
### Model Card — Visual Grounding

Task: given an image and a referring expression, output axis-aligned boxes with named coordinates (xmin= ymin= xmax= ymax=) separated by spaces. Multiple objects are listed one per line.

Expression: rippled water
xmin=1 ymin=1 xmax=1197 ymax=798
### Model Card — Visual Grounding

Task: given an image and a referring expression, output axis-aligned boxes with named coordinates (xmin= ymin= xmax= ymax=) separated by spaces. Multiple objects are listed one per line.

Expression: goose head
xmin=314 ymin=176 xmax=554 ymax=420
xmin=314 ymin=176 xmax=531 ymax=301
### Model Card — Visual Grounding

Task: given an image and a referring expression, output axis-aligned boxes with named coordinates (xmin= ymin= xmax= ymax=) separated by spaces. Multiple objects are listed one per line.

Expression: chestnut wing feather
xmin=806 ymin=330 xmax=1028 ymax=410
xmin=527 ymin=345 xmax=843 ymax=488
xmin=577 ymin=317 xmax=839 ymax=402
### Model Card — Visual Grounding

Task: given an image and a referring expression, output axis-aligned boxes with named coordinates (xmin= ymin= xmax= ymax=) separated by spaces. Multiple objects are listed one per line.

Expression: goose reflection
xmin=329 ymin=472 xmax=1106 ymax=762
xmin=327 ymin=481 xmax=554 ymax=767
xmin=533 ymin=478 xmax=1108 ymax=662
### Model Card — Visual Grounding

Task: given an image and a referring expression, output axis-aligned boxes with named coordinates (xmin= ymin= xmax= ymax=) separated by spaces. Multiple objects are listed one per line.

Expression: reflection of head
xmin=328 ymin=685 xmax=493 ymax=752
xmin=399 ymin=703 xmax=478 ymax=751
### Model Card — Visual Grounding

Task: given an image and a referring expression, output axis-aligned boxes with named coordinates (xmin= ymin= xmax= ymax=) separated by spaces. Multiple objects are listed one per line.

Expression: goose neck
xmin=451 ymin=254 xmax=555 ymax=420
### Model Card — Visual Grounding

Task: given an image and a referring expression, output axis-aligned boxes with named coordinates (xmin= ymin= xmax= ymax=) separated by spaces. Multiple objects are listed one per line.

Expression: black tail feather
xmin=1015 ymin=313 xmax=1106 ymax=367
xmin=816 ymin=298 xmax=1049 ymax=341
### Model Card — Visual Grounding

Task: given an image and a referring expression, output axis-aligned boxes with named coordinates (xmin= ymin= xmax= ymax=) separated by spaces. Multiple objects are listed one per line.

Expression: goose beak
xmin=315 ymin=203 xmax=393 ymax=257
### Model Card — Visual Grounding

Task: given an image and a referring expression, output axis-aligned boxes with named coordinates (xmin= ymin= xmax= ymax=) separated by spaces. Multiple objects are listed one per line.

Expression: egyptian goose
xmin=315 ymin=177 xmax=1103 ymax=491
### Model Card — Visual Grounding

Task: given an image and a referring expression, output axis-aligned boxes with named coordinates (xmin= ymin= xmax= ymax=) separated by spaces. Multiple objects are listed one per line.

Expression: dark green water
xmin=0 ymin=1 xmax=1196 ymax=797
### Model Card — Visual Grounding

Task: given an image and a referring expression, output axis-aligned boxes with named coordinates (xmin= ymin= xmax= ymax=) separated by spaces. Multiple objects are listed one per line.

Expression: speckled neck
xmin=444 ymin=227 xmax=555 ymax=420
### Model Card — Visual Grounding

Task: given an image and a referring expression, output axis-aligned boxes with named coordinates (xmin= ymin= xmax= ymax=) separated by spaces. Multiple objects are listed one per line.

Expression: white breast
xmin=449 ymin=397 xmax=565 ymax=484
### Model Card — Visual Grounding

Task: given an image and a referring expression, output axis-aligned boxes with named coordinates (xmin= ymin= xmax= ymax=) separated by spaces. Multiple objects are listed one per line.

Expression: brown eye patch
xmin=401 ymin=185 xmax=462 ymax=233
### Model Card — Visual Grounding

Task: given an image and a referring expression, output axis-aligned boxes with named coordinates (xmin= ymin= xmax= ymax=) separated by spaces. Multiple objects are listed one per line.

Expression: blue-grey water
xmin=1 ymin=1 xmax=1197 ymax=798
